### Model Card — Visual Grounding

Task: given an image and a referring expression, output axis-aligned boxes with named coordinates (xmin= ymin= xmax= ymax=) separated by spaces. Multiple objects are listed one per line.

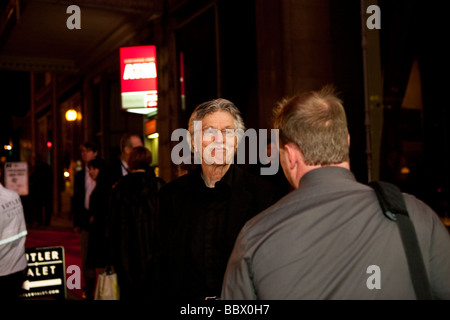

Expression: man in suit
xmin=109 ymin=133 xmax=143 ymax=187
xmin=155 ymin=98 xmax=284 ymax=300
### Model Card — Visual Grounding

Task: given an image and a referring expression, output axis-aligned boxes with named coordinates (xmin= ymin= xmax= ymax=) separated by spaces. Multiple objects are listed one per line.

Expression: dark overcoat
xmin=154 ymin=164 xmax=284 ymax=299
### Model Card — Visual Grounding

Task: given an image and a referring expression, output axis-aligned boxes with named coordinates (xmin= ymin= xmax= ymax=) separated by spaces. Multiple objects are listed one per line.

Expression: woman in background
xmin=108 ymin=146 xmax=159 ymax=300
xmin=86 ymin=158 xmax=110 ymax=289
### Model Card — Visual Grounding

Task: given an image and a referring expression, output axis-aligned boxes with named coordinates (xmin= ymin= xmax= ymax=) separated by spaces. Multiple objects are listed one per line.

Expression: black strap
xmin=369 ymin=181 xmax=433 ymax=300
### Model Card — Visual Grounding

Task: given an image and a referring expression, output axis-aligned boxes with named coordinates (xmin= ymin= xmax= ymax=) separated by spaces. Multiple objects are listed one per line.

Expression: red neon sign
xmin=120 ymin=45 xmax=158 ymax=109
xmin=145 ymin=119 xmax=157 ymax=136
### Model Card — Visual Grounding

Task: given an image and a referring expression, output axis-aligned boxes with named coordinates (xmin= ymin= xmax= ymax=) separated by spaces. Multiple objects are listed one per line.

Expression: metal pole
xmin=360 ymin=0 xmax=372 ymax=182
xmin=360 ymin=0 xmax=384 ymax=182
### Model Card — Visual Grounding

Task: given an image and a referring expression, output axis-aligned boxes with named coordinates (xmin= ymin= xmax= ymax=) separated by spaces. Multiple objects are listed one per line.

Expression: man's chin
xmin=203 ymin=148 xmax=235 ymax=165
xmin=203 ymin=156 xmax=234 ymax=166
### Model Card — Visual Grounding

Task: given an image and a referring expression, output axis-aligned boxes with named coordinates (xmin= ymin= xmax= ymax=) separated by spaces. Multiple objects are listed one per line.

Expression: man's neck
xmin=296 ymin=162 xmax=350 ymax=189
xmin=201 ymin=163 xmax=231 ymax=188
xmin=121 ymin=154 xmax=128 ymax=164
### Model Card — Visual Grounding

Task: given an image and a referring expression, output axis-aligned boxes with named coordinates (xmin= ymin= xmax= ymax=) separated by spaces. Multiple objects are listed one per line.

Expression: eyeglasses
xmin=203 ymin=128 xmax=236 ymax=140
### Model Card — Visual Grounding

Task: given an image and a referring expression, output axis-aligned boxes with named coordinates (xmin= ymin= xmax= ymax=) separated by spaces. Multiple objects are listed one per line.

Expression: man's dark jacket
xmin=154 ymin=165 xmax=284 ymax=299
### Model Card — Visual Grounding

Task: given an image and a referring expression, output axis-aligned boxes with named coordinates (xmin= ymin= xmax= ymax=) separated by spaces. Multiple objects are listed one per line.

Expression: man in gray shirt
xmin=221 ymin=86 xmax=450 ymax=300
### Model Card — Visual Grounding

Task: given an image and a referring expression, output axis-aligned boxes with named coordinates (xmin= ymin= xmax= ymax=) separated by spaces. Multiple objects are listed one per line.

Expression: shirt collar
xmin=195 ymin=164 xmax=234 ymax=189
xmin=299 ymin=166 xmax=355 ymax=189
xmin=219 ymin=164 xmax=234 ymax=189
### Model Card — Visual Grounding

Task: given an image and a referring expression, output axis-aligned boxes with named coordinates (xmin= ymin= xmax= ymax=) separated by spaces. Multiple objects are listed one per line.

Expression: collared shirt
xmin=221 ymin=166 xmax=450 ymax=300
xmin=0 ymin=184 xmax=27 ymax=276
xmin=121 ymin=159 xmax=129 ymax=177
xmin=84 ymin=167 xmax=96 ymax=210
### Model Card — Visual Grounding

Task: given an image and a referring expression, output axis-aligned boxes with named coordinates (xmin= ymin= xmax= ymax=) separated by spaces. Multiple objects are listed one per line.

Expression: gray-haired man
xmin=155 ymin=98 xmax=284 ymax=300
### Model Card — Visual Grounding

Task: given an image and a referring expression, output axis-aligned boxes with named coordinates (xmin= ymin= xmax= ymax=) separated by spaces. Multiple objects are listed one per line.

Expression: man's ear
xmin=283 ymin=143 xmax=300 ymax=170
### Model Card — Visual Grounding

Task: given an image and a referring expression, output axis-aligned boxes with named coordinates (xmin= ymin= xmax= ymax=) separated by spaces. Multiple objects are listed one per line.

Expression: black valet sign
xmin=21 ymin=246 xmax=66 ymax=300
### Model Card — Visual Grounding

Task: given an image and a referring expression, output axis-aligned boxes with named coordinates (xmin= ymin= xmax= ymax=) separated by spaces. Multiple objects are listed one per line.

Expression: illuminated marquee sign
xmin=120 ymin=45 xmax=158 ymax=114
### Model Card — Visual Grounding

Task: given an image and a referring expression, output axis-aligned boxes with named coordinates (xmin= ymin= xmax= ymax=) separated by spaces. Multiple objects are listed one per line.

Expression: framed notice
xmin=4 ymin=162 xmax=28 ymax=196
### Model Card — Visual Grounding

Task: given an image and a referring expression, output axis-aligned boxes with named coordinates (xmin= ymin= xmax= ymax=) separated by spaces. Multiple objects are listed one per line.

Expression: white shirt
xmin=0 ymin=183 xmax=27 ymax=276
xmin=121 ymin=159 xmax=129 ymax=177
xmin=84 ymin=168 xmax=96 ymax=210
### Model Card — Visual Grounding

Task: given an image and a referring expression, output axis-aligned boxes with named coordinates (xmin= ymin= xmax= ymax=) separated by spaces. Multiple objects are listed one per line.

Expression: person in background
xmin=28 ymin=154 xmax=53 ymax=227
xmin=110 ymin=133 xmax=143 ymax=187
xmin=86 ymin=158 xmax=110 ymax=286
xmin=72 ymin=141 xmax=99 ymax=300
xmin=221 ymin=85 xmax=450 ymax=300
xmin=109 ymin=146 xmax=159 ymax=300
xmin=155 ymin=98 xmax=284 ymax=300
xmin=0 ymin=166 xmax=28 ymax=301
xmin=175 ymin=163 xmax=197 ymax=178
xmin=151 ymin=165 xmax=167 ymax=191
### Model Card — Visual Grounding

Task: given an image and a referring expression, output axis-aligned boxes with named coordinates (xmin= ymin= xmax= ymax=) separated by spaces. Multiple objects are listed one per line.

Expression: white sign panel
xmin=4 ymin=162 xmax=29 ymax=196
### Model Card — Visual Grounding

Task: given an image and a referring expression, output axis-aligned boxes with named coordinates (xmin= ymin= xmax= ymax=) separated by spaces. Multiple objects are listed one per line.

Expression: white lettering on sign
xmin=26 ymin=250 xmax=60 ymax=262
xmin=27 ymin=265 xmax=57 ymax=277
xmin=123 ymin=62 xmax=157 ymax=80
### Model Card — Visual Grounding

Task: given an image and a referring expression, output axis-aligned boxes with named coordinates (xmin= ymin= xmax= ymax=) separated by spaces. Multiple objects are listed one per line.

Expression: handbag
xmin=369 ymin=181 xmax=433 ymax=300
xmin=94 ymin=266 xmax=120 ymax=300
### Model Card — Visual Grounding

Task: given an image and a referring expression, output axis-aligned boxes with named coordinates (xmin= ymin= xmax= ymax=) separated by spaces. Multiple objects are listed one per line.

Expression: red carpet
xmin=25 ymin=227 xmax=84 ymax=300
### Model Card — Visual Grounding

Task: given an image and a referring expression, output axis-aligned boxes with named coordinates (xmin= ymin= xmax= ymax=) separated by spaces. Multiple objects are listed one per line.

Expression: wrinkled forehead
xmin=199 ymin=110 xmax=237 ymax=128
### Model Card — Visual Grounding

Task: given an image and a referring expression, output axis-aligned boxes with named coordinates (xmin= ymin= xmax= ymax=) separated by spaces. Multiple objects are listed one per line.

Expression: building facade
xmin=1 ymin=0 xmax=447 ymax=219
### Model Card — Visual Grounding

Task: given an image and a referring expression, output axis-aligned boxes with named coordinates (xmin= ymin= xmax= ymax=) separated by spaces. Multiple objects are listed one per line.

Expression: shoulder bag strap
xmin=369 ymin=181 xmax=433 ymax=300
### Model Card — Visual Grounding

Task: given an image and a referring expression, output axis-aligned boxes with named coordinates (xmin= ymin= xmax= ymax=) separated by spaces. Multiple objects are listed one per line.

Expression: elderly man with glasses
xmin=154 ymin=98 xmax=284 ymax=300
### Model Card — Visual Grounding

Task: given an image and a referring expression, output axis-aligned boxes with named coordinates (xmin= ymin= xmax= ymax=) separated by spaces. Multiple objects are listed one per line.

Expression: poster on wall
xmin=4 ymin=161 xmax=29 ymax=196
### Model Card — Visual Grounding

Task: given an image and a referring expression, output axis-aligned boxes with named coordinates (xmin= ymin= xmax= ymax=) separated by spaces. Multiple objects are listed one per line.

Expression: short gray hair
xmin=188 ymin=98 xmax=246 ymax=145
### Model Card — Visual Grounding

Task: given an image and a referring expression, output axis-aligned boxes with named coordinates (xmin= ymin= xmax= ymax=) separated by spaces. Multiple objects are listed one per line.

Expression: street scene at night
xmin=0 ymin=0 xmax=449 ymax=314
